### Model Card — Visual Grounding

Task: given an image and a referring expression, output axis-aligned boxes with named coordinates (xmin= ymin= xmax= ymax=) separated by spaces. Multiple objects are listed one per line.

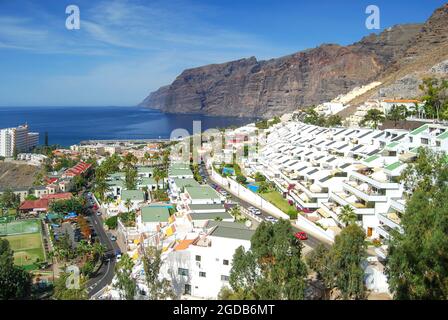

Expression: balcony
xmin=377 ymin=212 xmax=403 ymax=233
xmin=350 ymin=171 xmax=399 ymax=190
xmin=295 ymin=180 xmax=329 ymax=199
xmin=330 ymin=192 xmax=375 ymax=215
xmin=377 ymin=225 xmax=391 ymax=240
xmin=342 ymin=181 xmax=388 ymax=202
xmin=390 ymin=199 xmax=405 ymax=213
xmin=290 ymin=190 xmax=319 ymax=209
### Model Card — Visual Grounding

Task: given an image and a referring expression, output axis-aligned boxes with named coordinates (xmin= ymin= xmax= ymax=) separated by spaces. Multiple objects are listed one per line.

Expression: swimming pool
xmin=247 ymin=184 xmax=260 ymax=193
xmin=222 ymin=167 xmax=236 ymax=175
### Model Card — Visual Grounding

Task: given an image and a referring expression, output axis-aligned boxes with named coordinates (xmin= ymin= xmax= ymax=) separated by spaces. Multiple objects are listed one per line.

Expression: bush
xmin=105 ymin=216 xmax=118 ymax=230
xmin=287 ymin=209 xmax=298 ymax=219
xmin=236 ymin=175 xmax=247 ymax=185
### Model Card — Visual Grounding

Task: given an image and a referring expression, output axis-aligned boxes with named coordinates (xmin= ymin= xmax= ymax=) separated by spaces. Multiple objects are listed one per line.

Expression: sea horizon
xmin=0 ymin=106 xmax=256 ymax=147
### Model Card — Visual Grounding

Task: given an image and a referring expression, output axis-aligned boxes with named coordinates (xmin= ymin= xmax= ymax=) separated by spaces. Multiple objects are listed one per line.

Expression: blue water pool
xmin=222 ymin=167 xmax=236 ymax=175
xmin=247 ymin=184 xmax=260 ymax=192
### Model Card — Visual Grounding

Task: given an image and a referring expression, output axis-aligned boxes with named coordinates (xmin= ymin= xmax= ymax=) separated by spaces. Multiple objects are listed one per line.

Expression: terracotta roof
xmin=19 ymin=199 xmax=49 ymax=210
xmin=174 ymin=239 xmax=195 ymax=251
xmin=41 ymin=193 xmax=73 ymax=201
xmin=64 ymin=162 xmax=92 ymax=177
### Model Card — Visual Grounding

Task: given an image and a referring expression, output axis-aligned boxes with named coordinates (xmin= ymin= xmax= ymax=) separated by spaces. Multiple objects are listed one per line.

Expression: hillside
xmin=0 ymin=162 xmax=39 ymax=190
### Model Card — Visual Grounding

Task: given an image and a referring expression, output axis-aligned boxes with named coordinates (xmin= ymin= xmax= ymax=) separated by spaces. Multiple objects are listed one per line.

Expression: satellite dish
xmin=245 ymin=220 xmax=252 ymax=228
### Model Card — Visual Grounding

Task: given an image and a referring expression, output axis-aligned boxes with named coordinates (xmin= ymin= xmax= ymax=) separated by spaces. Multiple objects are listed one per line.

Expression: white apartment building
xmin=160 ymin=221 xmax=253 ymax=299
xmin=0 ymin=124 xmax=39 ymax=157
xmin=244 ymin=121 xmax=447 ymax=241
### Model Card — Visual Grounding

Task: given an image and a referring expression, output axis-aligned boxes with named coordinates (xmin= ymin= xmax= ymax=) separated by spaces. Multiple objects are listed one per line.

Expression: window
xmin=223 ymin=259 xmax=229 ymax=266
xmin=178 ymin=268 xmax=189 ymax=276
xmin=221 ymin=275 xmax=229 ymax=281
xmin=184 ymin=284 xmax=191 ymax=295
xmin=421 ymin=138 xmax=429 ymax=145
xmin=199 ymin=271 xmax=206 ymax=278
xmin=195 ymin=255 xmax=201 ymax=262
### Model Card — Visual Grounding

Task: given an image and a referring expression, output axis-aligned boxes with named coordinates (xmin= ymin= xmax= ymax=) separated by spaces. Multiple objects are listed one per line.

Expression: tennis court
xmin=0 ymin=219 xmax=41 ymax=236
xmin=0 ymin=219 xmax=45 ymax=269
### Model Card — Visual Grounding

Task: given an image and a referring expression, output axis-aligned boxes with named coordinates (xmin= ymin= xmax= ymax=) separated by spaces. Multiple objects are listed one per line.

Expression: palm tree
xmin=339 ymin=205 xmax=357 ymax=226
xmin=360 ymin=109 xmax=385 ymax=129
xmin=124 ymin=199 xmax=132 ymax=213
xmin=153 ymin=168 xmax=163 ymax=190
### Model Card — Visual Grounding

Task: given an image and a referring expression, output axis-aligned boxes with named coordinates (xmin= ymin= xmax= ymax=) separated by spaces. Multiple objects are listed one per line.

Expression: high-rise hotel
xmin=0 ymin=124 xmax=39 ymax=157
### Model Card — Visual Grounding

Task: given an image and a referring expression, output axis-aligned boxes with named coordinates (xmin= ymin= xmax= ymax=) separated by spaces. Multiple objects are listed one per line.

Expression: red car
xmin=294 ymin=232 xmax=308 ymax=241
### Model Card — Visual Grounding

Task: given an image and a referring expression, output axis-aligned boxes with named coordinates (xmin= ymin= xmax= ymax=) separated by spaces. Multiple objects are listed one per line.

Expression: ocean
xmin=0 ymin=106 xmax=255 ymax=147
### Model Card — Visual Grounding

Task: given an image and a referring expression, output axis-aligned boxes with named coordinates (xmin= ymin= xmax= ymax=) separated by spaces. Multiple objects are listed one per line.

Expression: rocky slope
xmin=141 ymin=4 xmax=448 ymax=118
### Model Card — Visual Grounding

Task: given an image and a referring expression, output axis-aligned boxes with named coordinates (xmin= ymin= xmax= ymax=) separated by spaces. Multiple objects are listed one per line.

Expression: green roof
xmin=168 ymin=168 xmax=194 ymax=177
xmin=190 ymin=212 xmax=233 ymax=221
xmin=386 ymin=142 xmax=400 ymax=149
xmin=437 ymin=130 xmax=448 ymax=140
xmin=206 ymin=221 xmax=254 ymax=241
xmin=137 ymin=166 xmax=154 ymax=173
xmin=410 ymin=147 xmax=420 ymax=154
xmin=107 ymin=179 xmax=125 ymax=188
xmin=108 ymin=172 xmax=125 ymax=179
xmin=185 ymin=186 xmax=221 ymax=200
xmin=170 ymin=163 xmax=190 ymax=170
xmin=385 ymin=161 xmax=403 ymax=171
xmin=189 ymin=204 xmax=225 ymax=211
xmin=121 ymin=190 xmax=145 ymax=201
xmin=410 ymin=124 xmax=429 ymax=136
xmin=141 ymin=206 xmax=170 ymax=223
xmin=364 ymin=154 xmax=380 ymax=163
xmin=173 ymin=178 xmax=200 ymax=189
xmin=139 ymin=177 xmax=158 ymax=185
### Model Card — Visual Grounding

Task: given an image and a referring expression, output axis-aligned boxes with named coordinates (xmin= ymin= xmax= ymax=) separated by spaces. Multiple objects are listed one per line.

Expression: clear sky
xmin=0 ymin=0 xmax=445 ymax=107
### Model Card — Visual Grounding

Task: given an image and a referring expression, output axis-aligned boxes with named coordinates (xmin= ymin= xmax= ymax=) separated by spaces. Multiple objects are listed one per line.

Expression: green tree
xmin=0 ymin=239 xmax=32 ymax=300
xmin=53 ymin=271 xmax=88 ymax=300
xmin=360 ymin=109 xmax=385 ymax=129
xmin=387 ymin=104 xmax=408 ymax=127
xmin=386 ymin=148 xmax=448 ymax=299
xmin=307 ymin=224 xmax=366 ymax=300
xmin=142 ymin=246 xmax=176 ymax=300
xmin=331 ymin=224 xmax=366 ymax=299
xmin=124 ymin=199 xmax=132 ymax=213
xmin=105 ymin=216 xmax=118 ymax=229
xmin=306 ymin=244 xmax=332 ymax=298
xmin=225 ymin=219 xmax=308 ymax=300
xmin=125 ymin=167 xmax=138 ymax=190
xmin=236 ymin=175 xmax=247 ymax=185
xmin=339 ymin=205 xmax=357 ymax=226
xmin=0 ymin=189 xmax=19 ymax=210
xmin=419 ymin=78 xmax=448 ymax=120
xmin=326 ymin=115 xmax=343 ymax=127
xmin=114 ymin=254 xmax=137 ymax=300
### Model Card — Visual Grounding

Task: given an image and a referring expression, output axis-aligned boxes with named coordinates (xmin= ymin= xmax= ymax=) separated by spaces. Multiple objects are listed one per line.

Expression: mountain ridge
xmin=140 ymin=4 xmax=448 ymax=119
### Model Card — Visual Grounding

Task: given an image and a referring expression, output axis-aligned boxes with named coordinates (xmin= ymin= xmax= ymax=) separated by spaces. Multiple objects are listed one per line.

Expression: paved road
xmin=201 ymin=163 xmax=328 ymax=250
xmin=83 ymin=194 xmax=121 ymax=298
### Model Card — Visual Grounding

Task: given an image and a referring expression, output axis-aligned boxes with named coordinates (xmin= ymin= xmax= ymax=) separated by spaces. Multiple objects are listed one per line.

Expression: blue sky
xmin=0 ymin=0 xmax=445 ymax=107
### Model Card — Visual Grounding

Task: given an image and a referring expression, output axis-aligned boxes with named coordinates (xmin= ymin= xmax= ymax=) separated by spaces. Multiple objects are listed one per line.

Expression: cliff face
xmin=140 ymin=4 xmax=447 ymax=118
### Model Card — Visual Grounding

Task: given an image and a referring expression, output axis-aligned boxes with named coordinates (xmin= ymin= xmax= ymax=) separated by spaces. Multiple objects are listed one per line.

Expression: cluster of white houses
xmin=100 ymin=162 xmax=253 ymax=300
xmin=241 ymin=121 xmax=447 ymax=241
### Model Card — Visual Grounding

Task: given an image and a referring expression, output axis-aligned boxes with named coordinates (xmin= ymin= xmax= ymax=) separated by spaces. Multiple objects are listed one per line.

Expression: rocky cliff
xmin=140 ymin=4 xmax=448 ymax=118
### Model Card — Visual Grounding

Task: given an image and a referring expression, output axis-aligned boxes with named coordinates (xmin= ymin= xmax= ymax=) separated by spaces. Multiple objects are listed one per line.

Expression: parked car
xmin=110 ymin=235 xmax=117 ymax=241
xmin=96 ymin=211 xmax=102 ymax=216
xmin=294 ymin=232 xmax=308 ymax=241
